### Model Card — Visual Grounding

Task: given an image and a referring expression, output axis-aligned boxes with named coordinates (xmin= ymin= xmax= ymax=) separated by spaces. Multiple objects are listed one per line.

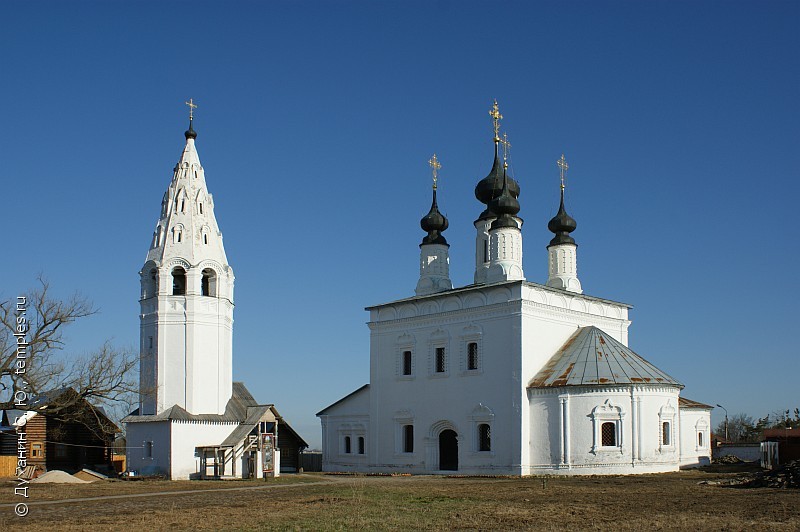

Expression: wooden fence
xmin=0 ymin=455 xmax=18 ymax=478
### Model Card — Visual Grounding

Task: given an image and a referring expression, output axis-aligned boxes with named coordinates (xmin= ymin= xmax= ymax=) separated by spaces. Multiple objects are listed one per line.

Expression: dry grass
xmin=1 ymin=468 xmax=798 ymax=530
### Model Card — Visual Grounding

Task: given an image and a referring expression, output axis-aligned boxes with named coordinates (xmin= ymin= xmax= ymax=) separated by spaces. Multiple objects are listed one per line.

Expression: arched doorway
xmin=439 ymin=429 xmax=458 ymax=471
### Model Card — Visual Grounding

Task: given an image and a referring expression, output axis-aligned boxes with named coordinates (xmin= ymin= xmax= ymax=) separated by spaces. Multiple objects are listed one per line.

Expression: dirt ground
xmin=1 ymin=467 xmax=798 ymax=530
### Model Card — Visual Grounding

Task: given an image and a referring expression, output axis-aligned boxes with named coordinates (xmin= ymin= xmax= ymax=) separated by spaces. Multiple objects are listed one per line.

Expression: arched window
xmin=478 ymin=423 xmax=491 ymax=452
xmin=172 ymin=267 xmax=186 ymax=295
xmin=601 ymin=422 xmax=616 ymax=446
xmin=201 ymin=268 xmax=217 ymax=297
xmin=144 ymin=268 xmax=158 ymax=298
xmin=344 ymin=436 xmax=351 ymax=454
xmin=403 ymin=425 xmax=414 ymax=453
xmin=203 ymin=233 xmax=209 ymax=245
xmin=358 ymin=436 xmax=365 ymax=455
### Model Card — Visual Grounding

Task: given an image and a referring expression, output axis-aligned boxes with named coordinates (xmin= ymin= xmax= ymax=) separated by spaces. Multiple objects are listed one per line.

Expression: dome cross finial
xmin=489 ymin=99 xmax=503 ymax=143
xmin=500 ymin=132 xmax=511 ymax=169
xmin=428 ymin=153 xmax=442 ymax=190
xmin=185 ymin=98 xmax=198 ymax=120
xmin=557 ymin=153 xmax=569 ymax=192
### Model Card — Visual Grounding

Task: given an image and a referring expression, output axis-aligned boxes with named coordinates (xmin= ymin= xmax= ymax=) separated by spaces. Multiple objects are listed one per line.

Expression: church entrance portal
xmin=439 ymin=429 xmax=458 ymax=471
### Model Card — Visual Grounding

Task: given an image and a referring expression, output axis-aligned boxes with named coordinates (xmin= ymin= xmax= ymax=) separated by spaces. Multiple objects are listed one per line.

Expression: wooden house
xmin=6 ymin=388 xmax=119 ymax=476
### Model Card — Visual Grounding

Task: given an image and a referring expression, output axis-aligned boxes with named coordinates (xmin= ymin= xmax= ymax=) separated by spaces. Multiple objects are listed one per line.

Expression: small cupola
xmin=420 ymin=188 xmax=449 ymax=245
xmin=415 ymin=154 xmax=453 ymax=296
xmin=475 ymin=101 xmax=520 ymax=220
xmin=547 ymin=154 xmax=577 ymax=247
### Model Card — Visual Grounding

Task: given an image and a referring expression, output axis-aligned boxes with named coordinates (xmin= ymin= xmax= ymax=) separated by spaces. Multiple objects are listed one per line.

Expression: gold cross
xmin=500 ymin=133 xmax=511 ymax=167
xmin=557 ymin=153 xmax=569 ymax=191
xmin=488 ymin=99 xmax=503 ymax=142
xmin=185 ymin=98 xmax=198 ymax=120
xmin=428 ymin=153 xmax=442 ymax=190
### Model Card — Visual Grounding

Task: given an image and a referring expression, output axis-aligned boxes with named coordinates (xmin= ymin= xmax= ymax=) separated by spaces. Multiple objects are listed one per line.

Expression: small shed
xmin=762 ymin=428 xmax=800 ymax=467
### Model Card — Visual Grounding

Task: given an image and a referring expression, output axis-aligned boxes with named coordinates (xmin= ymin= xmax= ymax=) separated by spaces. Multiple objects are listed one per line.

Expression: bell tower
xmin=139 ymin=102 xmax=234 ymax=416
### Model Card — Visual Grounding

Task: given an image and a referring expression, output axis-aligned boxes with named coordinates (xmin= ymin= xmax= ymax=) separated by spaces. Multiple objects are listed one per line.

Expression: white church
xmin=124 ymin=111 xmax=307 ymax=480
xmin=317 ymin=102 xmax=712 ymax=475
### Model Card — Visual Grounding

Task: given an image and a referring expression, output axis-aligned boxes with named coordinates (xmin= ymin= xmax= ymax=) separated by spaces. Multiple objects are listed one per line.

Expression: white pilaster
xmin=473 ymin=218 xmax=492 ymax=284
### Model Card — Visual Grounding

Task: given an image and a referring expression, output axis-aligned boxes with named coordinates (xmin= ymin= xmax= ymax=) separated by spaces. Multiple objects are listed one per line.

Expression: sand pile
xmin=31 ymin=470 xmax=89 ymax=483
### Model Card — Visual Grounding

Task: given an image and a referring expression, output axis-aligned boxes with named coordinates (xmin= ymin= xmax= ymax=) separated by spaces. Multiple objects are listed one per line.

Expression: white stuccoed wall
xmin=528 ymin=387 xmax=682 ymax=475
xmin=678 ymin=407 xmax=712 ymax=467
xmin=139 ymin=130 xmax=234 ymax=416
xmin=319 ymin=280 xmax=632 ymax=475
xmin=546 ymin=243 xmax=582 ymax=293
xmin=126 ymin=421 xmax=171 ymax=476
xmin=319 ymin=387 xmax=370 ymax=472
xmin=169 ymin=421 xmax=239 ymax=479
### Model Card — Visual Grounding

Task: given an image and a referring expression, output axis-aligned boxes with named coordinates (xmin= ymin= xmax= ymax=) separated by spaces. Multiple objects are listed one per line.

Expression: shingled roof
xmin=529 ymin=326 xmax=683 ymax=388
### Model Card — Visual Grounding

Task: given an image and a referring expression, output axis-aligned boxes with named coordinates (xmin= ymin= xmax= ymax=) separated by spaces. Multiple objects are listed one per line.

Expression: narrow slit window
xmin=344 ymin=436 xmax=351 ymax=454
xmin=403 ymin=425 xmax=414 ymax=453
xmin=358 ymin=437 xmax=365 ymax=455
xmin=478 ymin=423 xmax=491 ymax=452
xmin=199 ymin=203 xmax=203 ymax=214
xmin=467 ymin=342 xmax=478 ymax=370
xmin=144 ymin=441 xmax=153 ymax=458
xmin=402 ymin=351 xmax=412 ymax=375
xmin=435 ymin=347 xmax=445 ymax=373
xmin=698 ymin=432 xmax=704 ymax=447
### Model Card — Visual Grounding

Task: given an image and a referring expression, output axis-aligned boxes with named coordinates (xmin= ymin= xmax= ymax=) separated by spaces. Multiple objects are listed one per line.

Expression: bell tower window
xmin=201 ymin=268 xmax=217 ymax=297
xmin=172 ymin=267 xmax=186 ymax=295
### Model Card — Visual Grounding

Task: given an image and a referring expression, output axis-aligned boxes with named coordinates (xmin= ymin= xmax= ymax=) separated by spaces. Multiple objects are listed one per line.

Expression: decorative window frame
xmin=468 ymin=403 xmax=495 ymax=455
xmin=460 ymin=324 xmax=483 ymax=375
xmin=591 ymin=399 xmax=624 ymax=454
xmin=658 ymin=402 xmax=676 ymax=452
xmin=337 ymin=422 xmax=367 ymax=457
xmin=393 ymin=410 xmax=415 ymax=455
xmin=428 ymin=328 xmax=450 ymax=378
xmin=172 ymin=224 xmax=185 ymax=244
xmin=695 ymin=418 xmax=709 ymax=451
xmin=396 ymin=333 xmax=416 ymax=381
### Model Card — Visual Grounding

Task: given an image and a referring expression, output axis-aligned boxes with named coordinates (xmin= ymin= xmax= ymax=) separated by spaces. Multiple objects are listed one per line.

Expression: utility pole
xmin=716 ymin=404 xmax=729 ymax=441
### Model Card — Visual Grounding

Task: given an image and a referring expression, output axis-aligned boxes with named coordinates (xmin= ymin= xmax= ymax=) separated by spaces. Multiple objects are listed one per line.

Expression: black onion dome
xmin=489 ymin=169 xmax=521 ymax=230
xmin=420 ymin=189 xmax=449 ymax=246
xmin=547 ymin=191 xmax=577 ymax=246
xmin=184 ymin=119 xmax=197 ymax=140
xmin=475 ymin=143 xmax=521 ymax=208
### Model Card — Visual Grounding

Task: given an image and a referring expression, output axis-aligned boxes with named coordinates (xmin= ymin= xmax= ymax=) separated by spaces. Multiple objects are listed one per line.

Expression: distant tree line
xmin=716 ymin=408 xmax=800 ymax=443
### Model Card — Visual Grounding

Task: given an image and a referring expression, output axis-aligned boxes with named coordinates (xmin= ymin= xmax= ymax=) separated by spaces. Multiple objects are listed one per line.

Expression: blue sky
xmin=2 ymin=1 xmax=798 ymax=448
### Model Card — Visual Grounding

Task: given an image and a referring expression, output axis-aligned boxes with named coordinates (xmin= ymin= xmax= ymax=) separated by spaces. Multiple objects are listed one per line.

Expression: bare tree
xmin=714 ymin=413 xmax=756 ymax=442
xmin=0 ymin=277 xmax=139 ymax=435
